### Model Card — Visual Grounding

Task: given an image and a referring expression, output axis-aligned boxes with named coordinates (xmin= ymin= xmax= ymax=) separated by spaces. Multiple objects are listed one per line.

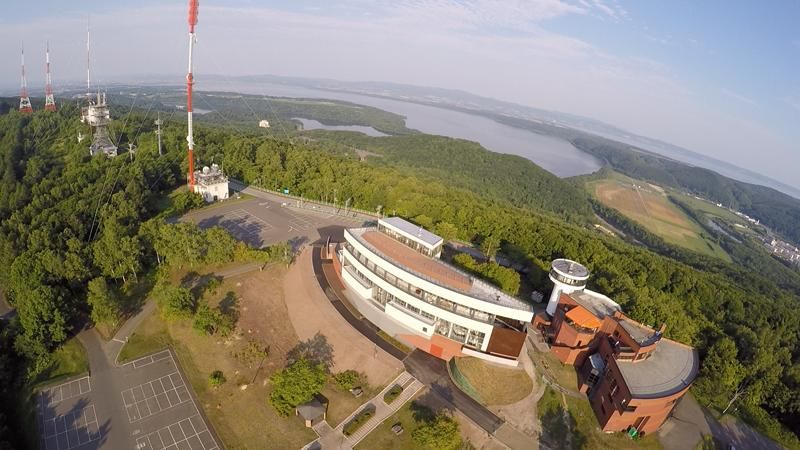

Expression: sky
xmin=1 ymin=0 xmax=798 ymax=189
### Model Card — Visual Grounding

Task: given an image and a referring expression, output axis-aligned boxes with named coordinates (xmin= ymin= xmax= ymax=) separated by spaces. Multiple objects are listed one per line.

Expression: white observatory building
xmin=192 ymin=164 xmax=229 ymax=203
xmin=545 ymin=258 xmax=619 ymax=317
xmin=546 ymin=259 xmax=590 ymax=316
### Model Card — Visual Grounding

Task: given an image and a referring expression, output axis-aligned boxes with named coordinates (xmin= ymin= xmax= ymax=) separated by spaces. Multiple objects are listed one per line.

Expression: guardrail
xmin=229 ymin=178 xmax=382 ymax=220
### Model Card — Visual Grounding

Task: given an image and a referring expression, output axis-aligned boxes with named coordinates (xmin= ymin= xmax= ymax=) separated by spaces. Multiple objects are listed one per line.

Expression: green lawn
xmin=322 ymin=381 xmax=378 ymax=427
xmin=454 ymin=357 xmax=532 ymax=406
xmin=355 ymin=394 xmax=422 ymax=450
xmin=32 ymin=338 xmax=90 ymax=387
xmin=117 ymin=311 xmax=173 ymax=363
xmin=537 ymin=386 xmax=663 ymax=450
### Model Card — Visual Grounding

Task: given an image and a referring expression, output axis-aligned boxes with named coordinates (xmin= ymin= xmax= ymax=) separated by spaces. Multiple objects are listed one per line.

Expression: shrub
xmin=269 ymin=358 xmax=327 ymax=417
xmin=208 ymin=370 xmax=226 ymax=387
xmin=343 ymin=404 xmax=376 ymax=436
xmin=333 ymin=370 xmax=362 ymax=391
xmin=412 ymin=413 xmax=461 ymax=450
xmin=156 ymin=283 xmax=196 ymax=321
xmin=383 ymin=384 xmax=403 ymax=404
xmin=193 ymin=302 xmax=234 ymax=336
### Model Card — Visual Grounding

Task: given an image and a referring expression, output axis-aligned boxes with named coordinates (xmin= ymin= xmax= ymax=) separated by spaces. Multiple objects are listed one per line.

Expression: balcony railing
xmin=344 ymin=244 xmax=495 ymax=325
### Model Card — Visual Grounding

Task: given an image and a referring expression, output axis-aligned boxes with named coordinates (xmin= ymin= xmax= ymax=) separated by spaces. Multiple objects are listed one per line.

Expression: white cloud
xmin=721 ymin=88 xmax=757 ymax=106
xmin=785 ymin=95 xmax=800 ymax=113
xmin=0 ymin=1 xmax=796 ymax=188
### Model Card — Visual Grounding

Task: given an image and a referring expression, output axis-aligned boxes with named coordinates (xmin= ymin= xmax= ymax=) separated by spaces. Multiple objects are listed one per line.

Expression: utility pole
xmin=154 ymin=112 xmax=163 ymax=156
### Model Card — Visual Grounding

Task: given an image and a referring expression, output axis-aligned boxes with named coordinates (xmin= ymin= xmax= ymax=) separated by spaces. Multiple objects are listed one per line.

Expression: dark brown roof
xmin=486 ymin=327 xmax=526 ymax=358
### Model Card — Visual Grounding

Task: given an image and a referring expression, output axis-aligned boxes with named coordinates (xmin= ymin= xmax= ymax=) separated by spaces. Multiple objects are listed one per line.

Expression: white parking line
xmin=41 ymin=376 xmax=92 ymax=407
xmin=122 ymin=371 xmax=189 ymax=423
xmin=135 ymin=414 xmax=219 ymax=450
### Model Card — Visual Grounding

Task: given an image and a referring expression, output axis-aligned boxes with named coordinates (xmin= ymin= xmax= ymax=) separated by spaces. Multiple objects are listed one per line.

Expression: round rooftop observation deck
xmin=551 ymin=259 xmax=589 ymax=284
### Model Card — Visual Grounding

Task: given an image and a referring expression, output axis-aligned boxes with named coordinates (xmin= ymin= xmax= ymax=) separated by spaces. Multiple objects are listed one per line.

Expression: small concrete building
xmin=296 ymin=398 xmax=327 ymax=427
xmin=192 ymin=164 xmax=229 ymax=203
xmin=259 ymin=119 xmax=270 ymax=128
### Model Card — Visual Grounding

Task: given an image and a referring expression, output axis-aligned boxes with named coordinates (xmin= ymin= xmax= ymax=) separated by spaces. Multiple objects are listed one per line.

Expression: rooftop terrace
xmin=566 ymin=290 xmax=621 ymax=319
xmin=348 ymin=227 xmax=532 ymax=312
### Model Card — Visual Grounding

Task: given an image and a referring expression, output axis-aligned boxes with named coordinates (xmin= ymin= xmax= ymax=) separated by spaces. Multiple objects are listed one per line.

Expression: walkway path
xmin=302 ymin=371 xmax=423 ymax=450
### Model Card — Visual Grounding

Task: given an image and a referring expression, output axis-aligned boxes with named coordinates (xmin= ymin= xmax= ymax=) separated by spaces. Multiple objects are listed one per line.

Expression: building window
xmin=467 ymin=330 xmax=485 ymax=348
xmin=422 ymin=327 xmax=427 ymax=333
xmin=624 ymin=405 xmax=637 ymax=413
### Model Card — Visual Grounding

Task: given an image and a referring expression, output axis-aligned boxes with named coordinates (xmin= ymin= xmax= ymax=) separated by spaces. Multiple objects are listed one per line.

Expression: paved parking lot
xmin=183 ymin=190 xmax=369 ymax=250
xmin=39 ymin=377 xmax=102 ymax=450
xmin=38 ymin=349 xmax=219 ymax=450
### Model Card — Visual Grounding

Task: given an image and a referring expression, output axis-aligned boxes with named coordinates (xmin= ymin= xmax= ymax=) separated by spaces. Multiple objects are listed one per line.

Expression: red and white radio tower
xmin=44 ymin=41 xmax=56 ymax=112
xmin=19 ymin=44 xmax=33 ymax=113
xmin=186 ymin=0 xmax=199 ymax=188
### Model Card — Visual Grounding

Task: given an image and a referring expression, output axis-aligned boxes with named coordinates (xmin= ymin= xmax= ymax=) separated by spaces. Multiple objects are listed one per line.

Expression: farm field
xmin=587 ymin=174 xmax=730 ymax=261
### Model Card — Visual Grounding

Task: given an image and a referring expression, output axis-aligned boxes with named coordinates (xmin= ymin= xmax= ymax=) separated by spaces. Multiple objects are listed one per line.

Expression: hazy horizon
xmin=1 ymin=1 xmax=798 ymax=190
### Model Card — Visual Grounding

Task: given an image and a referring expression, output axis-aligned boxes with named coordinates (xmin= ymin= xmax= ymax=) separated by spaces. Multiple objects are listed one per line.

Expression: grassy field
xmin=587 ymin=174 xmax=730 ymax=261
xmin=118 ymin=267 xmax=318 ymax=449
xmin=454 ymin=357 xmax=532 ymax=406
xmin=355 ymin=394 xmax=421 ymax=450
xmin=322 ymin=382 xmax=378 ymax=427
xmin=32 ymin=338 xmax=90 ymax=387
xmin=538 ymin=386 xmax=663 ymax=450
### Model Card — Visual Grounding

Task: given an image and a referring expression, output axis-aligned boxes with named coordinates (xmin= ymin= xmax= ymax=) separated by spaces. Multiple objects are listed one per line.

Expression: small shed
xmin=296 ymin=398 xmax=327 ymax=427
xmin=259 ymin=119 xmax=270 ymax=128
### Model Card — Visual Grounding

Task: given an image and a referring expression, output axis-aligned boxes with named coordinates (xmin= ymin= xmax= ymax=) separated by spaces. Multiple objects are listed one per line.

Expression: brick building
xmin=534 ymin=260 xmax=699 ymax=436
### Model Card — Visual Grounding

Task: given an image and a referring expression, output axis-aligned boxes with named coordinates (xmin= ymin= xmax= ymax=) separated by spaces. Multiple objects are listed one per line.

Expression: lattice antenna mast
xmin=186 ymin=0 xmax=199 ymax=187
xmin=86 ymin=18 xmax=91 ymax=97
xmin=19 ymin=44 xmax=33 ymax=113
xmin=44 ymin=41 xmax=56 ymax=111
xmin=155 ymin=112 xmax=163 ymax=156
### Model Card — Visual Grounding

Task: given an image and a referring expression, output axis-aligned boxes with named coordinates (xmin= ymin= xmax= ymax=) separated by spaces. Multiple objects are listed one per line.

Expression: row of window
xmin=377 ymin=224 xmax=440 ymax=257
xmin=352 ymin=265 xmax=487 ymax=349
xmin=345 ymin=243 xmax=495 ymax=325
xmin=549 ymin=269 xmax=587 ymax=287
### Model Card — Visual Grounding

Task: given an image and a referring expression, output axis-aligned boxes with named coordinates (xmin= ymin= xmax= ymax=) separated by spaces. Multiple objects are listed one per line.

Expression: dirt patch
xmin=283 ymin=249 xmax=403 ymax=387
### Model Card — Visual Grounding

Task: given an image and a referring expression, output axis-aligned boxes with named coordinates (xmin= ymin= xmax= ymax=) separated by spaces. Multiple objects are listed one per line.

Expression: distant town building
xmin=192 ymin=164 xmax=229 ymax=203
xmin=334 ymin=217 xmax=533 ymax=365
xmin=259 ymin=119 xmax=271 ymax=128
xmin=533 ymin=261 xmax=699 ymax=436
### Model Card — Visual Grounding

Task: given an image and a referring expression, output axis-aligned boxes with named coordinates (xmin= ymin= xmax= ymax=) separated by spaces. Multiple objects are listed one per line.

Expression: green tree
xmin=269 ymin=358 xmax=327 ymax=417
xmin=412 ymin=413 xmax=461 ymax=450
xmin=87 ymin=277 xmax=122 ymax=327
xmin=192 ymin=301 xmax=234 ymax=336
xmin=156 ymin=284 xmax=196 ymax=321
xmin=693 ymin=337 xmax=745 ymax=409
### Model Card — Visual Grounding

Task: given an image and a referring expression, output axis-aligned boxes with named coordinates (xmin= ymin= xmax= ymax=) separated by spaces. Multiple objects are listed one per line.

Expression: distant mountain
xmin=233 ymin=74 xmax=800 ymax=200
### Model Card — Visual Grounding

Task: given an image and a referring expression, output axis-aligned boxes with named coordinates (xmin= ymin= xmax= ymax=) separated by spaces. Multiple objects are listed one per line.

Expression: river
xmin=204 ymin=81 xmax=602 ymax=178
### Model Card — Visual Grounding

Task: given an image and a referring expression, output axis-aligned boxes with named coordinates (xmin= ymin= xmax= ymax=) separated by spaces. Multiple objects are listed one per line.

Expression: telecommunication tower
xmin=155 ymin=112 xmax=163 ymax=156
xmin=80 ymin=20 xmax=117 ymax=157
xmin=185 ymin=0 xmax=229 ymax=203
xmin=44 ymin=42 xmax=56 ymax=112
xmin=186 ymin=0 xmax=199 ymax=187
xmin=19 ymin=44 xmax=33 ymax=113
